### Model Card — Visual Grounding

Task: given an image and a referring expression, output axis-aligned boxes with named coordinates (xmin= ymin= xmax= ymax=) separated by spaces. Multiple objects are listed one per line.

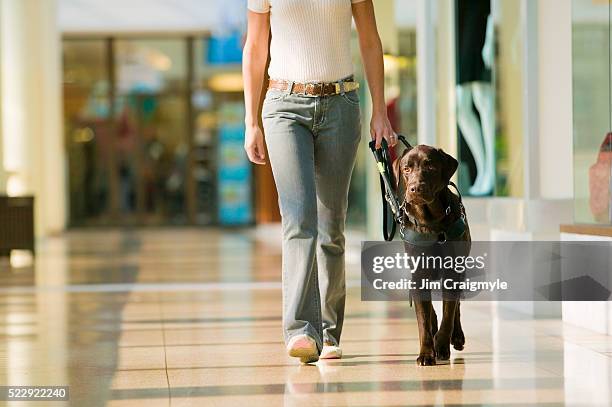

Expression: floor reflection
xmin=0 ymin=229 xmax=610 ymax=406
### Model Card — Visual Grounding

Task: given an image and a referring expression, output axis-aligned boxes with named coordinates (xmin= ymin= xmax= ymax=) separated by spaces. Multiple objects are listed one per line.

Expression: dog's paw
xmin=451 ymin=328 xmax=465 ymax=351
xmin=416 ymin=352 xmax=436 ymax=366
xmin=434 ymin=334 xmax=451 ymax=361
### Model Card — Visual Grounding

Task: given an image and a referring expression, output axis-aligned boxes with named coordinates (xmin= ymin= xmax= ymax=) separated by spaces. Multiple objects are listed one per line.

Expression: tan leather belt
xmin=268 ymin=78 xmax=360 ymax=97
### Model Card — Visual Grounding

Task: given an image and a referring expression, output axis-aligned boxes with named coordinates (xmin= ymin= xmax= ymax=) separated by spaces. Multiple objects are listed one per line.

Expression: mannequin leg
xmin=456 ymin=84 xmax=486 ymax=194
xmin=472 ymin=82 xmax=495 ymax=195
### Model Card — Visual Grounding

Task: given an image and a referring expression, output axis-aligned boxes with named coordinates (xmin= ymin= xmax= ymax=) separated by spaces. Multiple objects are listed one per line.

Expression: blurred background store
xmin=0 ymin=0 xmax=420 ymax=232
xmin=0 ymin=1 xmax=611 ymax=405
xmin=0 ymin=0 xmax=607 ymax=236
xmin=57 ymin=0 xmax=417 ymax=230
xmin=0 ymin=0 xmax=609 ymax=258
xmin=0 ymin=0 xmax=607 ymax=235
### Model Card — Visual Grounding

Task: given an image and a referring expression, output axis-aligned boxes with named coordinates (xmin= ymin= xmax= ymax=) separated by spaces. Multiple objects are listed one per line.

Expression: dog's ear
xmin=438 ymin=148 xmax=459 ymax=184
xmin=392 ymin=145 xmax=413 ymax=192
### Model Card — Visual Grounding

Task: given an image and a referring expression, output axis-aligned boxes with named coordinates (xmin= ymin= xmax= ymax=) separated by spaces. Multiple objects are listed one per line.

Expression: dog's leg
xmin=430 ymin=306 xmax=438 ymax=339
xmin=414 ymin=297 xmax=436 ymax=366
xmin=434 ymin=299 xmax=458 ymax=360
xmin=451 ymin=301 xmax=465 ymax=351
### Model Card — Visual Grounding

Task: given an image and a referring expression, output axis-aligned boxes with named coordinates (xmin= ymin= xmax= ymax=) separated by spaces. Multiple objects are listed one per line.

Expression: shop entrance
xmin=63 ymin=36 xmax=255 ymax=226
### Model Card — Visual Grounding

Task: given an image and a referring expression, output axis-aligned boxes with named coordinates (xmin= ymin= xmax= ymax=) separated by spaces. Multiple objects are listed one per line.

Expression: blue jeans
xmin=262 ymin=82 xmax=361 ymax=351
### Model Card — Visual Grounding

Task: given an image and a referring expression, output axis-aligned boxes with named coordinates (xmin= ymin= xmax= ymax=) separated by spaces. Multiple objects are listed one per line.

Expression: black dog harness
xmin=369 ymin=135 xmax=467 ymax=246
xmin=398 ymin=183 xmax=467 ymax=247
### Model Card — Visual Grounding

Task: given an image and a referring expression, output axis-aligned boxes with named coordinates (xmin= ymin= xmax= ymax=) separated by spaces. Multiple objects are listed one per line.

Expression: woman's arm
xmin=352 ymin=0 xmax=397 ymax=148
xmin=242 ymin=10 xmax=270 ymax=165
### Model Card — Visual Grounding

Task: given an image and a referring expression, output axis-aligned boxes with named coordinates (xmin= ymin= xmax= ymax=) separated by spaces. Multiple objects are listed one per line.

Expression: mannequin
xmin=456 ymin=0 xmax=495 ymax=196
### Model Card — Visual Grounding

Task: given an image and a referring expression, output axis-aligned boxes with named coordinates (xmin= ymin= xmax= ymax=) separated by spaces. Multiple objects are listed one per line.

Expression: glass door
xmin=64 ymin=38 xmax=193 ymax=226
xmin=113 ymin=39 xmax=190 ymax=225
xmin=608 ymin=0 xmax=611 ymax=224
xmin=63 ymin=39 xmax=113 ymax=225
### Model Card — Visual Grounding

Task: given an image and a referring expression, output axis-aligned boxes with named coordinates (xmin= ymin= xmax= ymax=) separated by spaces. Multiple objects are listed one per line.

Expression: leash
xmin=368 ymin=135 xmax=411 ymax=241
xmin=368 ymin=135 xmax=467 ymax=244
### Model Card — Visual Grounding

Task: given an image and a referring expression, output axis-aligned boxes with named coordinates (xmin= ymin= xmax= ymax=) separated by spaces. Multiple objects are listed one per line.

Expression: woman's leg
xmin=313 ymin=92 xmax=361 ymax=346
xmin=263 ymin=101 xmax=323 ymax=352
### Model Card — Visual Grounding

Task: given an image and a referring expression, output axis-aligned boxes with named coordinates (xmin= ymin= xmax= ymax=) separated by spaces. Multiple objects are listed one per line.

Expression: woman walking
xmin=243 ymin=0 xmax=396 ymax=364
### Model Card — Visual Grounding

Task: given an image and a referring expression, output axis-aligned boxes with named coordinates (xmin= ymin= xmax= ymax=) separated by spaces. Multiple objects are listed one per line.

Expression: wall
xmin=395 ymin=0 xmax=417 ymax=29
xmin=59 ymin=0 xmax=223 ymax=33
xmin=59 ymin=0 xmax=418 ymax=33
xmin=561 ymin=233 xmax=612 ymax=335
xmin=538 ymin=0 xmax=573 ymax=199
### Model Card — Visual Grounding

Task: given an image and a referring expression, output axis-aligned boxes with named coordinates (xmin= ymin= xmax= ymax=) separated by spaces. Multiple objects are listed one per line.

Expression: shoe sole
xmin=287 ymin=336 xmax=319 ymax=364
xmin=319 ymin=348 xmax=342 ymax=359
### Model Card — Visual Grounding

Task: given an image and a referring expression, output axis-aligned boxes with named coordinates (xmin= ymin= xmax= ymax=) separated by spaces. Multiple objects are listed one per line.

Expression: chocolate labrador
xmin=393 ymin=143 xmax=471 ymax=366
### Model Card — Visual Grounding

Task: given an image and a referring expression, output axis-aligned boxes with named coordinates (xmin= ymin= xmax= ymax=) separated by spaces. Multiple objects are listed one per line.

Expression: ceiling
xmin=58 ymin=0 xmax=232 ymax=33
xmin=58 ymin=0 xmax=417 ymax=33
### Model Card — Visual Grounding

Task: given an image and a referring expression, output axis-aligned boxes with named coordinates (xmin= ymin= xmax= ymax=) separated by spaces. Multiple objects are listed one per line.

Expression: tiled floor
xmin=0 ymin=228 xmax=611 ymax=406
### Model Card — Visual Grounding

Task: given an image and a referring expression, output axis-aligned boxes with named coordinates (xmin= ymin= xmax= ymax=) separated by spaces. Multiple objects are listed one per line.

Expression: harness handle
xmin=368 ymin=135 xmax=411 ymax=241
xmin=369 ymin=135 xmax=466 ymax=243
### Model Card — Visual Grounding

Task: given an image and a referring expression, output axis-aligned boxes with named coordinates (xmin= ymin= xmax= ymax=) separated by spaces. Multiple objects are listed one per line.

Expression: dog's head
xmin=393 ymin=144 xmax=458 ymax=205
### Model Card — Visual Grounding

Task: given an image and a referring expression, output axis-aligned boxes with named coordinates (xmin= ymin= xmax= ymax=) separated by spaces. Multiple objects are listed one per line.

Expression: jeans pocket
xmin=264 ymin=89 xmax=287 ymax=104
xmin=340 ymin=90 xmax=360 ymax=106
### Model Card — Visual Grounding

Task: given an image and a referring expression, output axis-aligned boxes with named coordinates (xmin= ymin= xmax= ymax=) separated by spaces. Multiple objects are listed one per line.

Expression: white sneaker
xmin=320 ymin=343 xmax=342 ymax=359
xmin=287 ymin=334 xmax=319 ymax=364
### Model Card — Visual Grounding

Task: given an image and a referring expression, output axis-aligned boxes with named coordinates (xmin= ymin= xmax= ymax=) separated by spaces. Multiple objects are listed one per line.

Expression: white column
xmin=0 ymin=0 xmax=5 ymax=193
xmin=435 ymin=0 xmax=458 ymax=155
xmin=0 ymin=0 xmax=66 ymax=236
xmin=416 ymin=0 xmax=437 ymax=146
xmin=521 ymin=0 xmax=540 ymax=199
xmin=537 ymin=0 xmax=573 ymax=199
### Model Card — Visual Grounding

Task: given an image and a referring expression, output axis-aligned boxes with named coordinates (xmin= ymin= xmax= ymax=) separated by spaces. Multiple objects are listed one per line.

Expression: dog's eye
xmin=403 ymin=167 xmax=412 ymax=173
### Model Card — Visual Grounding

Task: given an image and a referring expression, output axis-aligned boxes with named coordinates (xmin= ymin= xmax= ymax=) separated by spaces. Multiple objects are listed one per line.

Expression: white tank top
xmin=247 ymin=0 xmax=366 ymax=83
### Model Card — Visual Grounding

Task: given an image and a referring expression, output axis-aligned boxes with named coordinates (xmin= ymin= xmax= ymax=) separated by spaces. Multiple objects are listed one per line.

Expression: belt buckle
xmin=304 ymin=82 xmax=326 ymax=96
xmin=307 ymin=83 xmax=324 ymax=96
xmin=305 ymin=83 xmax=313 ymax=95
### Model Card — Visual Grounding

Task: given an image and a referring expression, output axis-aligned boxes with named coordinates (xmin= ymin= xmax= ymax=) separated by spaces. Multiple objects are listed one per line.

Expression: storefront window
xmin=113 ymin=39 xmax=189 ymax=224
xmin=63 ymin=36 xmax=231 ymax=226
xmin=63 ymin=23 xmax=417 ymax=229
xmin=455 ymin=0 xmax=524 ymax=198
xmin=572 ymin=0 xmax=611 ymax=225
xmin=193 ymin=36 xmax=250 ymax=226
xmin=396 ymin=30 xmax=419 ymax=140
xmin=63 ymin=39 xmax=111 ymax=224
xmin=492 ymin=0 xmax=525 ymax=198
xmin=435 ymin=0 xmax=524 ymax=198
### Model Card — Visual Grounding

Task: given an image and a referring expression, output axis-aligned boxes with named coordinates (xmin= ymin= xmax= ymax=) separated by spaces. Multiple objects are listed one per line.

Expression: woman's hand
xmin=352 ymin=1 xmax=397 ymax=149
xmin=244 ymin=125 xmax=267 ymax=165
xmin=370 ymin=110 xmax=397 ymax=149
